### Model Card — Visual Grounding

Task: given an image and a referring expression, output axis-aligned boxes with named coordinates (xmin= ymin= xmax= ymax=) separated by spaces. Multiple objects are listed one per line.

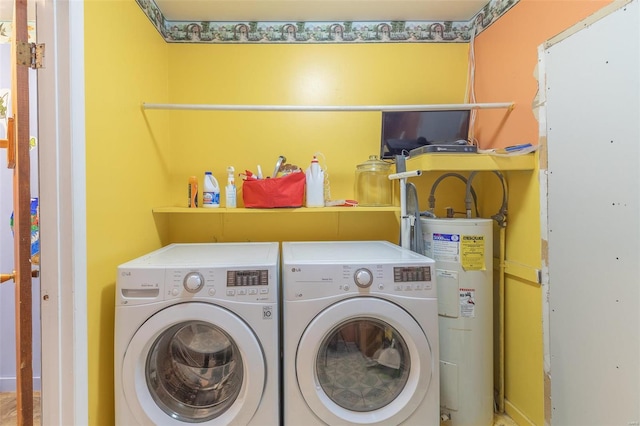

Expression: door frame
xmin=36 ymin=0 xmax=87 ymax=424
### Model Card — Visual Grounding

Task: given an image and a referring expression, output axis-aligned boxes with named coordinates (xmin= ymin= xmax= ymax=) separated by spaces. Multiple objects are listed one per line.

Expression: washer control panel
xmin=284 ymin=262 xmax=435 ymax=301
xmin=117 ymin=266 xmax=276 ymax=305
xmin=393 ymin=266 xmax=432 ymax=283
xmin=227 ymin=270 xmax=269 ymax=287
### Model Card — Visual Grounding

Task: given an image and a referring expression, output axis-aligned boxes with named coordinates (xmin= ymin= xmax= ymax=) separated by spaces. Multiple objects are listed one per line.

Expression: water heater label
xmin=459 ymin=288 xmax=476 ymax=318
xmin=431 ymin=233 xmax=460 ymax=262
xmin=461 ymin=235 xmax=486 ymax=271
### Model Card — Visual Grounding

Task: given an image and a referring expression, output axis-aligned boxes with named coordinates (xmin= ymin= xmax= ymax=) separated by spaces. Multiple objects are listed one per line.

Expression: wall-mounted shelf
xmin=153 ymin=206 xmax=400 ymax=214
xmin=406 ymin=152 xmax=536 ymax=172
xmin=141 ymin=102 xmax=515 ymax=112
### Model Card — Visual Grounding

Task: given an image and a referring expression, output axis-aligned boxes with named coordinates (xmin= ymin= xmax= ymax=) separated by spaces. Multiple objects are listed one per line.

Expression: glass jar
xmin=355 ymin=155 xmax=393 ymax=207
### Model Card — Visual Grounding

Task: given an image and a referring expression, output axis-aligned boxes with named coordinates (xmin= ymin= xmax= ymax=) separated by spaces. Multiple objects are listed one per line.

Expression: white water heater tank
xmin=421 ymin=218 xmax=493 ymax=426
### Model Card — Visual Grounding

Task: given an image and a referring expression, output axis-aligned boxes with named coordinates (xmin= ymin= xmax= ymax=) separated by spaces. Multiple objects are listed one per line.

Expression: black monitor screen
xmin=380 ymin=110 xmax=471 ymax=159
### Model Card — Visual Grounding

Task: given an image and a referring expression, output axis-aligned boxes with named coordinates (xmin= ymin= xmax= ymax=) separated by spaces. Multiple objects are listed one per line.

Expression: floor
xmin=0 ymin=391 xmax=516 ymax=425
xmin=0 ymin=392 xmax=41 ymax=426
xmin=493 ymin=413 xmax=519 ymax=426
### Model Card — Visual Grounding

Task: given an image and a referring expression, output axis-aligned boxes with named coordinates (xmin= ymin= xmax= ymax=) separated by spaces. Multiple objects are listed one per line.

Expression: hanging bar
xmin=141 ymin=102 xmax=514 ymax=112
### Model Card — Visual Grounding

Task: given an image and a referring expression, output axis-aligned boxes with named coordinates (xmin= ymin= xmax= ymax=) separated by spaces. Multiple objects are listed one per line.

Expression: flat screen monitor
xmin=380 ymin=109 xmax=471 ymax=159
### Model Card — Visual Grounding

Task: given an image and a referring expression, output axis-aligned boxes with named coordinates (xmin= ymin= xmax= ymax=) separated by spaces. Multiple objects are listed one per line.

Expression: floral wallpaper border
xmin=0 ymin=21 xmax=36 ymax=44
xmin=138 ymin=0 xmax=519 ymax=44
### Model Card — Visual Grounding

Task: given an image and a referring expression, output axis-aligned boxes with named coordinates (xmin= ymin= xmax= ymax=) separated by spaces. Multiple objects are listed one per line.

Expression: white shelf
xmin=141 ymin=102 xmax=515 ymax=112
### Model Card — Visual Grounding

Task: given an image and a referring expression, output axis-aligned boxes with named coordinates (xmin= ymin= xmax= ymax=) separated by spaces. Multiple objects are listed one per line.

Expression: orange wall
xmin=474 ymin=0 xmax=613 ymax=149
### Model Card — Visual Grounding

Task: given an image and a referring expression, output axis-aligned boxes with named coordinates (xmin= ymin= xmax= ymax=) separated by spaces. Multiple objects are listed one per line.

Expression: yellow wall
xmin=473 ymin=1 xmax=613 ymax=425
xmin=163 ymin=43 xmax=470 ymax=207
xmin=84 ymin=2 xmax=470 ymax=425
xmin=85 ymin=0 xmax=171 ymax=423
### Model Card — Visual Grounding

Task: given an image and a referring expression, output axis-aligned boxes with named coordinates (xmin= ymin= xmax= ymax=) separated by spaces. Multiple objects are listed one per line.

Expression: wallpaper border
xmin=138 ymin=0 xmax=519 ymax=44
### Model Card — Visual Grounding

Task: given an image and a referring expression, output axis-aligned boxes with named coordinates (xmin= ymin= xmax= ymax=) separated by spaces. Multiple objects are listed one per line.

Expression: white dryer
xmin=114 ymin=242 xmax=279 ymax=425
xmin=282 ymin=241 xmax=439 ymax=425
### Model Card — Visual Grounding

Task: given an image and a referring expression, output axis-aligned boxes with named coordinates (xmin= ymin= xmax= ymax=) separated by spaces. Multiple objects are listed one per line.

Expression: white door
xmin=122 ymin=302 xmax=266 ymax=425
xmin=542 ymin=1 xmax=640 ymax=424
xmin=296 ymin=297 xmax=434 ymax=425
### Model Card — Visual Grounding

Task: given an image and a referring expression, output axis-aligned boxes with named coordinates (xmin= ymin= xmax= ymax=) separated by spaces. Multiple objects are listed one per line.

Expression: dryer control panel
xmin=283 ymin=262 xmax=436 ymax=301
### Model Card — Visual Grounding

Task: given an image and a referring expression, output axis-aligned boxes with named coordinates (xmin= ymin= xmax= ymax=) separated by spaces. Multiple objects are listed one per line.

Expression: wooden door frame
xmin=36 ymin=0 xmax=88 ymax=424
xmin=11 ymin=0 xmax=34 ymax=422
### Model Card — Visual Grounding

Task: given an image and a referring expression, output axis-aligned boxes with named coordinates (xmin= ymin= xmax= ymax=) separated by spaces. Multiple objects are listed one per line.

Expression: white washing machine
xmin=114 ymin=242 xmax=279 ymax=425
xmin=282 ymin=241 xmax=439 ymax=425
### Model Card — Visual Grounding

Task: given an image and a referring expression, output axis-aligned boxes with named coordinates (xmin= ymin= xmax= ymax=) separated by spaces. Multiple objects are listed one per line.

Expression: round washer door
xmin=122 ymin=302 xmax=265 ymax=425
xmin=296 ymin=297 xmax=433 ymax=425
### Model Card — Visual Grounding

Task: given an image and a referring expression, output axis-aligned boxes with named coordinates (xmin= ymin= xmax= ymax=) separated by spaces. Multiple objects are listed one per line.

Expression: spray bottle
xmin=226 ymin=166 xmax=237 ymax=208
xmin=305 ymin=156 xmax=325 ymax=208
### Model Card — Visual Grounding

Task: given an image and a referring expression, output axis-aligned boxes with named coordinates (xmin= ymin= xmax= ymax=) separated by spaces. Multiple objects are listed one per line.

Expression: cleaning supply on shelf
xmin=305 ymin=156 xmax=325 ymax=208
xmin=226 ymin=166 xmax=237 ymax=208
xmin=202 ymin=171 xmax=220 ymax=208
xmin=188 ymin=176 xmax=198 ymax=208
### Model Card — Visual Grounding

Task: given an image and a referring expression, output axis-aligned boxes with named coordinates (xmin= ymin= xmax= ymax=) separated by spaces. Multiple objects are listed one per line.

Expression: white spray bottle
xmin=226 ymin=166 xmax=237 ymax=208
xmin=305 ymin=156 xmax=325 ymax=208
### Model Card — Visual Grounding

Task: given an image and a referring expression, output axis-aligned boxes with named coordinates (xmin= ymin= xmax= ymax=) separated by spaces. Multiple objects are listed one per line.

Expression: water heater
xmin=421 ymin=218 xmax=493 ymax=426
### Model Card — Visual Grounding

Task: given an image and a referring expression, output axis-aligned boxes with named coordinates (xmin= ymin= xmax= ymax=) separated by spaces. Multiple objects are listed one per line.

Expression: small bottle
xmin=305 ymin=156 xmax=325 ymax=208
xmin=202 ymin=171 xmax=220 ymax=208
xmin=188 ymin=176 xmax=198 ymax=208
xmin=226 ymin=166 xmax=237 ymax=208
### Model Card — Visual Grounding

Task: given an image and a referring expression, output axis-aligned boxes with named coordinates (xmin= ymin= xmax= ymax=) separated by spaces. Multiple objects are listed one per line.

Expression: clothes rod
xmin=141 ymin=102 xmax=514 ymax=112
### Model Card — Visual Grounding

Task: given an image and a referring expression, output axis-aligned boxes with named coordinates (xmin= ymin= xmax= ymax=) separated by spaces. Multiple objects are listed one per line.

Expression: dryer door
xmin=296 ymin=297 xmax=433 ymax=425
xmin=121 ymin=302 xmax=265 ymax=425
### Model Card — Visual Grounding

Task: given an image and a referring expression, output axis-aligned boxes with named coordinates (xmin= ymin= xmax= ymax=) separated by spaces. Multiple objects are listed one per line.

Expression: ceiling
xmin=0 ymin=0 xmax=490 ymax=25
xmin=152 ymin=0 xmax=490 ymax=22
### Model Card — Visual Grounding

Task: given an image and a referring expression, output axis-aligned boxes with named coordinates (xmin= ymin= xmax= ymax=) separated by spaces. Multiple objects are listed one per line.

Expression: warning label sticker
xmin=461 ymin=235 xmax=486 ymax=271
xmin=459 ymin=288 xmax=476 ymax=318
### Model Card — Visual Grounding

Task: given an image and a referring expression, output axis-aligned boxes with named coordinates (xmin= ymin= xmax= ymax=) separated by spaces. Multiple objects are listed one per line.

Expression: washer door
xmin=297 ymin=297 xmax=433 ymax=425
xmin=122 ymin=302 xmax=265 ymax=425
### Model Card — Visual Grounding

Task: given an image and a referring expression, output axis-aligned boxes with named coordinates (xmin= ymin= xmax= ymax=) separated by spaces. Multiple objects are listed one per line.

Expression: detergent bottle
xmin=305 ymin=156 xmax=325 ymax=208
xmin=226 ymin=166 xmax=237 ymax=208
xmin=203 ymin=171 xmax=220 ymax=208
xmin=188 ymin=175 xmax=198 ymax=208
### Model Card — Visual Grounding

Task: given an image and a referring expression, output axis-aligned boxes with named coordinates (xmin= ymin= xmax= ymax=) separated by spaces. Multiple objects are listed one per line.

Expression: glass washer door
xmin=122 ymin=302 xmax=265 ymax=425
xmin=296 ymin=297 xmax=433 ymax=425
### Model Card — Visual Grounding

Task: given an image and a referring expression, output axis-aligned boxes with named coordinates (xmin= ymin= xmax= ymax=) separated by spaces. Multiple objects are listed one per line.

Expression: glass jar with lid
xmin=354 ymin=155 xmax=393 ymax=207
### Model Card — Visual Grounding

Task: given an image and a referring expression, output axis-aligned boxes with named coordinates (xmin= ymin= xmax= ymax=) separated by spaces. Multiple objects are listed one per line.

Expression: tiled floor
xmin=0 ymin=392 xmax=41 ymax=426
xmin=0 ymin=391 xmax=516 ymax=425
xmin=441 ymin=412 xmax=518 ymax=426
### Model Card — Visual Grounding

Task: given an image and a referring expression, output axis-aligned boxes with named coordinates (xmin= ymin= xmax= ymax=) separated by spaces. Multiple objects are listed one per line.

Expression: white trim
xmin=69 ymin=0 xmax=88 ymax=421
xmin=37 ymin=0 xmax=87 ymax=424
